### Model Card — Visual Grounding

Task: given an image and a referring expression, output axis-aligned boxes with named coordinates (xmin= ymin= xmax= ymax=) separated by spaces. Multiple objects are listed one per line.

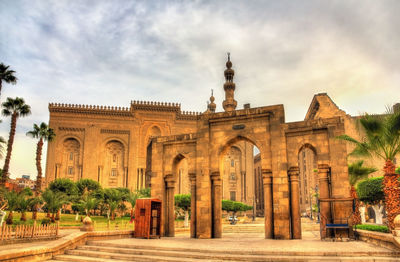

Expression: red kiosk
xmin=134 ymin=198 xmax=162 ymax=238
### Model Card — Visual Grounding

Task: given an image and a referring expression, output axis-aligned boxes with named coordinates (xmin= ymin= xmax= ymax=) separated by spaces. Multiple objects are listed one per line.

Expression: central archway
xmin=212 ymin=136 xmax=272 ymax=238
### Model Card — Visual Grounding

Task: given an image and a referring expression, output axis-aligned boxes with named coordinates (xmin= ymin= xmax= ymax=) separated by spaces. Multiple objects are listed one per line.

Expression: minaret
xmin=209 ymin=89 xmax=216 ymax=113
xmin=222 ymin=53 xmax=237 ymax=112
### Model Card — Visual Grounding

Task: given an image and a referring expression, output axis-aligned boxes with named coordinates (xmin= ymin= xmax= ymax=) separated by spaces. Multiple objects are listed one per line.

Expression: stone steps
xmin=48 ymin=240 xmax=400 ymax=261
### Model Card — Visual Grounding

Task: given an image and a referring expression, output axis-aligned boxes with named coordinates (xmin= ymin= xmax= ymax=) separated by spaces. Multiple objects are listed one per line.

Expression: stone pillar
xmin=165 ymin=175 xmax=175 ymax=237
xmin=55 ymin=163 xmax=61 ymax=179
xmin=288 ymin=166 xmax=301 ymax=239
xmin=124 ymin=167 xmax=128 ymax=188
xmin=78 ymin=165 xmax=83 ymax=180
xmin=189 ymin=173 xmax=197 ymax=238
xmin=262 ymin=169 xmax=273 ymax=239
xmin=318 ymin=164 xmax=331 ymax=238
xmin=211 ymin=172 xmax=222 ymax=238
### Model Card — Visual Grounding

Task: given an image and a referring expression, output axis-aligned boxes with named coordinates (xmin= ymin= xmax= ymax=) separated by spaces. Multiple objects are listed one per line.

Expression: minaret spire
xmin=222 ymin=52 xmax=237 ymax=112
xmin=209 ymin=89 xmax=216 ymax=113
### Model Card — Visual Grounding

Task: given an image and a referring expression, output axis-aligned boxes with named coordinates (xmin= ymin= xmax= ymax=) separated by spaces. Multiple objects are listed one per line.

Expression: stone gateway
xmin=46 ymin=55 xmax=351 ymax=239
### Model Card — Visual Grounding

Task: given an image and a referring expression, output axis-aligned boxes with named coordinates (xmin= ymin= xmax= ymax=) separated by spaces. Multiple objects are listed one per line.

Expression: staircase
xmin=47 ymin=239 xmax=400 ymax=261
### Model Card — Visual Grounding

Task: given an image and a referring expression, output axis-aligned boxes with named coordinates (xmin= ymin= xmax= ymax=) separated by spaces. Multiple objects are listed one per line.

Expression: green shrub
xmin=355 ymin=224 xmax=389 ymax=233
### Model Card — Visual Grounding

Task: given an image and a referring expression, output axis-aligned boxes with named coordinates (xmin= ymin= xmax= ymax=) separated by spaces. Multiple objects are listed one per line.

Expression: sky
xmin=0 ymin=0 xmax=399 ymax=179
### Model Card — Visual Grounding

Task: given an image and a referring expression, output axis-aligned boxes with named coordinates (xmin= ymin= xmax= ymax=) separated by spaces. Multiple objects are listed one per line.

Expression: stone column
xmin=189 ymin=173 xmax=197 ymax=238
xmin=318 ymin=164 xmax=331 ymax=238
xmin=211 ymin=172 xmax=222 ymax=238
xmin=262 ymin=169 xmax=273 ymax=239
xmin=98 ymin=165 xmax=103 ymax=184
xmin=55 ymin=163 xmax=61 ymax=179
xmin=165 ymin=175 xmax=175 ymax=237
xmin=124 ymin=167 xmax=128 ymax=188
xmin=288 ymin=166 xmax=301 ymax=239
xmin=78 ymin=165 xmax=83 ymax=180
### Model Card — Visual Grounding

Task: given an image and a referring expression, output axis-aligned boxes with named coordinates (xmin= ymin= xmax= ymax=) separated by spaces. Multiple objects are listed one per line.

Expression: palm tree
xmin=1 ymin=97 xmax=31 ymax=186
xmin=78 ymin=193 xmax=99 ymax=217
xmin=0 ymin=63 xmax=17 ymax=98
xmin=338 ymin=110 xmax=400 ymax=230
xmin=127 ymin=192 xmax=138 ymax=222
xmin=26 ymin=122 xmax=56 ymax=195
xmin=104 ymin=188 xmax=123 ymax=220
xmin=42 ymin=189 xmax=68 ymax=223
xmin=4 ymin=190 xmax=18 ymax=224
xmin=348 ymin=160 xmax=377 ymax=225
xmin=28 ymin=196 xmax=43 ymax=220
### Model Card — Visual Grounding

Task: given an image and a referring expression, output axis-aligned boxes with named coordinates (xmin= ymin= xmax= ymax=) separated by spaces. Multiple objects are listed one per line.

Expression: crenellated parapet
xmin=132 ymin=100 xmax=201 ymax=120
xmin=131 ymin=100 xmax=181 ymax=112
xmin=49 ymin=103 xmax=132 ymax=117
xmin=176 ymin=110 xmax=201 ymax=120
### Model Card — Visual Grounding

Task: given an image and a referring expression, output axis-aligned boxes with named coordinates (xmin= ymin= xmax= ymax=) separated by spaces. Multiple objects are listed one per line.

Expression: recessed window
xmin=111 ymin=169 xmax=117 ymax=177
xmin=230 ymin=191 xmax=236 ymax=201
xmin=113 ymin=154 xmax=117 ymax=162
xmin=68 ymin=166 xmax=74 ymax=175
xmin=230 ymin=172 xmax=236 ymax=180
xmin=69 ymin=152 xmax=73 ymax=160
xmin=231 ymin=159 xmax=234 ymax=167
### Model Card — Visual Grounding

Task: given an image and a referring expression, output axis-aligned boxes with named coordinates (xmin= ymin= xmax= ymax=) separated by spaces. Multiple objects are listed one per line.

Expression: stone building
xmin=46 ymin=55 xmax=353 ymax=239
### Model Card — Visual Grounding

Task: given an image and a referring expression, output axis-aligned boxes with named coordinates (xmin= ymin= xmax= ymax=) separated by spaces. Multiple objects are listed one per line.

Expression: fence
xmin=0 ymin=221 xmax=59 ymax=242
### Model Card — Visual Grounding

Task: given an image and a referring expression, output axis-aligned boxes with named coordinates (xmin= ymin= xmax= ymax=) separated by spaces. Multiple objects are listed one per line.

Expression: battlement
xmin=49 ymin=103 xmax=132 ymax=117
xmin=131 ymin=100 xmax=181 ymax=112
xmin=131 ymin=100 xmax=201 ymax=120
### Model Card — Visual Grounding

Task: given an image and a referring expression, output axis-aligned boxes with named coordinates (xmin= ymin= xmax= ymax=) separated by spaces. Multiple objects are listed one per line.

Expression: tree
xmin=77 ymin=193 xmax=99 ymax=217
xmin=16 ymin=188 xmax=33 ymax=222
xmin=26 ymin=122 xmax=56 ymax=194
xmin=1 ymin=97 xmax=31 ymax=186
xmin=42 ymin=189 xmax=69 ymax=222
xmin=48 ymin=178 xmax=78 ymax=198
xmin=357 ymin=177 xmax=385 ymax=224
xmin=104 ymin=188 xmax=123 ymax=220
xmin=348 ymin=160 xmax=377 ymax=224
xmin=175 ymin=194 xmax=191 ymax=228
xmin=0 ymin=63 xmax=17 ymax=99
xmin=4 ymin=190 xmax=19 ymax=224
xmin=76 ymin=179 xmax=101 ymax=195
xmin=28 ymin=196 xmax=43 ymax=220
xmin=127 ymin=192 xmax=139 ymax=222
xmin=222 ymin=199 xmax=253 ymax=218
xmin=338 ymin=110 xmax=400 ymax=230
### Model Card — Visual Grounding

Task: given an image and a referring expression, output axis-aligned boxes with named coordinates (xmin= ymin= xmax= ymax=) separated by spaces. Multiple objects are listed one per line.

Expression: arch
xmin=102 ymin=140 xmax=125 ymax=188
xmin=164 ymin=153 xmax=191 ymax=237
xmin=60 ymin=137 xmax=81 ymax=181
xmin=298 ymin=143 xmax=318 ymax=156
xmin=57 ymin=134 xmax=83 ymax=149
xmin=101 ymin=136 xmax=128 ymax=150
xmin=297 ymin=144 xmax=318 ymax=217
xmin=148 ymin=125 xmax=162 ymax=138
xmin=218 ymin=135 xmax=261 ymax=170
xmin=212 ymin=135 xmax=267 ymax=238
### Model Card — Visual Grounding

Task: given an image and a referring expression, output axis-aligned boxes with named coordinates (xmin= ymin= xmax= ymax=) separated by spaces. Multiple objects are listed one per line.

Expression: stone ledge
xmin=357 ymin=229 xmax=400 ymax=251
xmin=0 ymin=230 xmax=133 ymax=262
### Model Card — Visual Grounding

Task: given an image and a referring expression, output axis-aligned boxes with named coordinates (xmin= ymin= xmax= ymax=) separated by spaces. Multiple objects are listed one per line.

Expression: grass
xmin=355 ymin=224 xmax=389 ymax=233
xmin=2 ymin=211 xmax=131 ymax=227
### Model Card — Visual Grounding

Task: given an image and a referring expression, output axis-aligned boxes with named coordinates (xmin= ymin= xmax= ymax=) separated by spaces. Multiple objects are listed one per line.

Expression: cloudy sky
xmin=0 ymin=0 xmax=399 ymax=179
